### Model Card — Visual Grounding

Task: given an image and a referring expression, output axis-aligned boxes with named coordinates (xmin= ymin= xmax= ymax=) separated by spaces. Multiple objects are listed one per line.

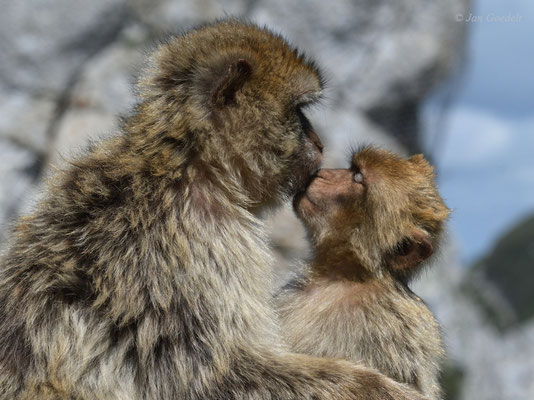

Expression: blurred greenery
xmin=440 ymin=360 xmax=465 ymax=400
xmin=466 ymin=212 xmax=534 ymax=331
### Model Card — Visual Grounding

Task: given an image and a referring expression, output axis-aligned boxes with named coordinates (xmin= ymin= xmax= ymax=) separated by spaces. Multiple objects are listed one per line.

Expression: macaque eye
xmin=296 ymin=107 xmax=311 ymax=131
xmin=352 ymin=166 xmax=364 ymax=184
xmin=295 ymin=100 xmax=313 ymax=111
xmin=353 ymin=171 xmax=364 ymax=184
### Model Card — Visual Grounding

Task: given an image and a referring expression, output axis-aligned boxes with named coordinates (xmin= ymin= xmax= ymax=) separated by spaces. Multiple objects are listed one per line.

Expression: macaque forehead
xmin=352 ymin=148 xmax=402 ymax=172
xmin=262 ymin=59 xmax=323 ymax=108
xmin=351 ymin=147 xmax=432 ymax=182
xmin=349 ymin=147 xmax=449 ymax=234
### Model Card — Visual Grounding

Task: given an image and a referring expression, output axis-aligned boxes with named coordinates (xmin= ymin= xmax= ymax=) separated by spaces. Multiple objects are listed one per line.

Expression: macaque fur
xmin=278 ymin=147 xmax=451 ymax=400
xmin=0 ymin=21 xmax=427 ymax=400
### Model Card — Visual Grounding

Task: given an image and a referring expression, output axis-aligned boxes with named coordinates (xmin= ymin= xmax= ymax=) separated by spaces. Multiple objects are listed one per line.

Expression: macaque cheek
xmin=319 ymin=185 xmax=353 ymax=210
xmin=287 ymin=139 xmax=322 ymax=195
xmin=296 ymin=205 xmax=327 ymax=237
xmin=301 ymin=135 xmax=323 ymax=172
xmin=295 ymin=194 xmax=316 ymax=218
xmin=332 ymin=193 xmax=352 ymax=206
xmin=329 ymin=200 xmax=366 ymax=230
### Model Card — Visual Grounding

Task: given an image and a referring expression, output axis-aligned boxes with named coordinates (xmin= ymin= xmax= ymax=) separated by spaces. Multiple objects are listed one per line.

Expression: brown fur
xmin=278 ymin=147 xmax=451 ymax=400
xmin=0 ymin=21 xmax=427 ymax=399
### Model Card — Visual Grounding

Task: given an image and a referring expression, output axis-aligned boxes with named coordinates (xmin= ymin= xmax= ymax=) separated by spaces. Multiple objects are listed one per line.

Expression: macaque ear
xmin=211 ymin=59 xmax=252 ymax=108
xmin=389 ymin=230 xmax=433 ymax=271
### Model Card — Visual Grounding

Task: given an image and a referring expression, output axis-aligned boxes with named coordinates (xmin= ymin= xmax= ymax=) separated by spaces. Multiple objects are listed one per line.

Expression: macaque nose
xmin=316 ymin=169 xmax=335 ymax=180
xmin=316 ymin=169 xmax=348 ymax=183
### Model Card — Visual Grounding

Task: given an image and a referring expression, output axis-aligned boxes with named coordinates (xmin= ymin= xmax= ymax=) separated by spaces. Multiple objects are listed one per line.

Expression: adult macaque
xmin=0 ymin=21 xmax=426 ymax=400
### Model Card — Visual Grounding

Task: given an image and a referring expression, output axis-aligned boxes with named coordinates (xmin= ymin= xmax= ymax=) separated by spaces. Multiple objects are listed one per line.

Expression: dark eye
xmin=296 ymin=107 xmax=311 ymax=131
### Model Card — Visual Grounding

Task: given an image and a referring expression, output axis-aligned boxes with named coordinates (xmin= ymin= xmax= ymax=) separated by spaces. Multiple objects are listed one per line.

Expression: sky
xmin=423 ymin=0 xmax=534 ymax=263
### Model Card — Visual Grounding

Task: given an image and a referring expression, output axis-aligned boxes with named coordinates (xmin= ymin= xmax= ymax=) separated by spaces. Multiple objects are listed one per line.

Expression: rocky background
xmin=1 ymin=1 xmax=533 ymax=399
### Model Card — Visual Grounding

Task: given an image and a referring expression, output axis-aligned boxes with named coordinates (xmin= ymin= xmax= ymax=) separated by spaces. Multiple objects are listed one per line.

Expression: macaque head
xmin=294 ymin=146 xmax=450 ymax=279
xmin=140 ymin=20 xmax=324 ymax=211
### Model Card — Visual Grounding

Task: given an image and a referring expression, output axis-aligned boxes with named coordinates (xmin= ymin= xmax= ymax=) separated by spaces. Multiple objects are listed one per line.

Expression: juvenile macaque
xmin=278 ymin=146 xmax=451 ymax=400
xmin=0 ymin=21 xmax=427 ymax=400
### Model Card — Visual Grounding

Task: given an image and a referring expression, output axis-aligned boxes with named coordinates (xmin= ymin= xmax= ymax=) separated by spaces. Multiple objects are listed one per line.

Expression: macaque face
xmin=294 ymin=146 xmax=449 ymax=275
xmin=293 ymin=149 xmax=376 ymax=240
xmin=293 ymin=167 xmax=363 ymax=234
xmin=294 ymin=147 xmax=419 ymax=238
xmin=283 ymin=107 xmax=324 ymax=196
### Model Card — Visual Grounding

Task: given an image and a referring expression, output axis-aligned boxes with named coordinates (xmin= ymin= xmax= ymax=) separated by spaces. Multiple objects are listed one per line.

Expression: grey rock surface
xmin=0 ymin=0 xmax=128 ymax=94
xmin=0 ymin=140 xmax=40 ymax=246
xmin=0 ymin=88 xmax=55 ymax=154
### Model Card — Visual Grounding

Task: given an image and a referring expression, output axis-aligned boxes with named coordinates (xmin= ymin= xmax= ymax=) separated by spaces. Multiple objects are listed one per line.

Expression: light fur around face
xmin=0 ymin=21 xmax=427 ymax=400
xmin=279 ymin=147 xmax=450 ymax=400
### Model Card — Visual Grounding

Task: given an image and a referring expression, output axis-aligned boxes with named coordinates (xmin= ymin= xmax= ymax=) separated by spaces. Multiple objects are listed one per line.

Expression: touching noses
xmin=316 ymin=169 xmax=337 ymax=180
xmin=316 ymin=169 xmax=350 ymax=185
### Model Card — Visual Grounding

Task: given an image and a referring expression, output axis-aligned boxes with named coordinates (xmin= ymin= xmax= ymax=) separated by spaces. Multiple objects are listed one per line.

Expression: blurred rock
xmin=130 ymin=0 xmax=250 ymax=33
xmin=312 ymin=107 xmax=404 ymax=166
xmin=0 ymin=140 xmax=40 ymax=247
xmin=0 ymin=88 xmax=55 ymax=154
xmin=0 ymin=0 xmax=128 ymax=94
xmin=68 ymin=40 xmax=142 ymax=116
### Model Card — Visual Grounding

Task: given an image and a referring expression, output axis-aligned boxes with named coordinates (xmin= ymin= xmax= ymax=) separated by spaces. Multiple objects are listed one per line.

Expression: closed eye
xmin=296 ymin=108 xmax=311 ymax=131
